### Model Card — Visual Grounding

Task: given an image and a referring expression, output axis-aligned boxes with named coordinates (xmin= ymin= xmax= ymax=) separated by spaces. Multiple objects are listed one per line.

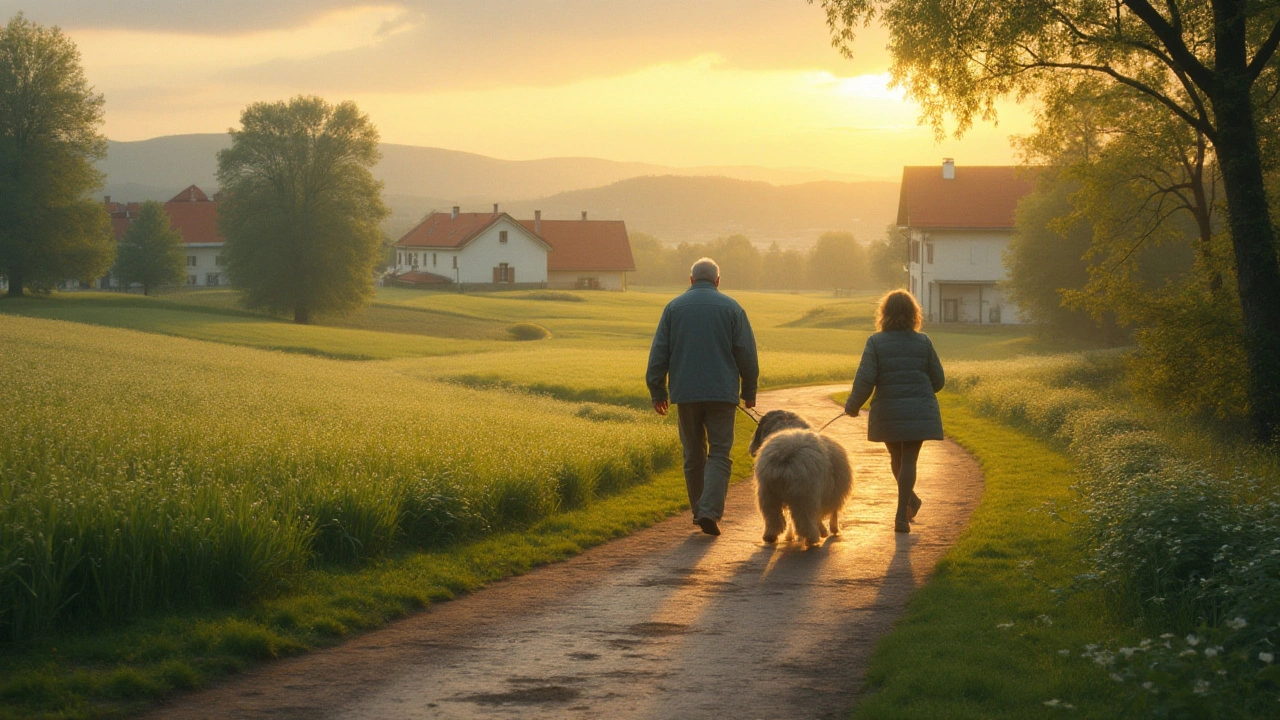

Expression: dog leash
xmin=815 ymin=411 xmax=848 ymax=434
xmin=736 ymin=404 xmax=761 ymax=424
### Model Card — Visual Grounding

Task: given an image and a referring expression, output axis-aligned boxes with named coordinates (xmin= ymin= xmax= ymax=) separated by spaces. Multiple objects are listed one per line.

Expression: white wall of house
xmin=547 ymin=270 xmax=626 ymax=291
xmin=181 ymin=244 xmax=230 ymax=287
xmin=396 ymin=218 xmax=549 ymax=284
xmin=907 ymin=228 xmax=1022 ymax=324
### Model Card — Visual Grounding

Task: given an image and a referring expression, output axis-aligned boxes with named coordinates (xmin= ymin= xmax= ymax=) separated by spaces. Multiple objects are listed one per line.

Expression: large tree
xmin=0 ymin=13 xmax=113 ymax=297
xmin=817 ymin=0 xmax=1280 ymax=441
xmin=808 ymin=231 xmax=869 ymax=290
xmin=216 ymin=96 xmax=388 ymax=324
xmin=114 ymin=201 xmax=185 ymax=295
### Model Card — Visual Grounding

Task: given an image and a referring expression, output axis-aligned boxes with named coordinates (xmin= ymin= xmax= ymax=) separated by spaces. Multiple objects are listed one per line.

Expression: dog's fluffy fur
xmin=749 ymin=410 xmax=853 ymax=548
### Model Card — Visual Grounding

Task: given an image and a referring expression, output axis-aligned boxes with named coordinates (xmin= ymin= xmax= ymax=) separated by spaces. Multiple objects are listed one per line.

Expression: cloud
xmin=18 ymin=0 xmax=883 ymax=94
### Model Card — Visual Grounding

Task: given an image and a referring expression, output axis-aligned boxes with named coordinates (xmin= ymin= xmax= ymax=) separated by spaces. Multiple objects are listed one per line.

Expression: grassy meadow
xmin=0 ymin=283 xmax=1109 ymax=718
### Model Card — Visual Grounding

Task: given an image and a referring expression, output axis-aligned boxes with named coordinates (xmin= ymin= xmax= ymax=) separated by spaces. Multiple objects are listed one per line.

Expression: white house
xmin=104 ymin=185 xmax=229 ymax=288
xmin=898 ymin=160 xmax=1038 ymax=324
xmin=390 ymin=206 xmax=635 ymax=290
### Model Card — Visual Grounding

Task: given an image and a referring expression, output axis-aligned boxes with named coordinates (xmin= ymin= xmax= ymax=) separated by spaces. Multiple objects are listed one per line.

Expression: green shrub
xmin=952 ymin=352 xmax=1280 ymax=716
xmin=507 ymin=322 xmax=552 ymax=340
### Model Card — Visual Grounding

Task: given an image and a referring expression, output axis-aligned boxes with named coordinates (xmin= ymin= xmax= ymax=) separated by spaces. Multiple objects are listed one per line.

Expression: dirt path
xmin=146 ymin=385 xmax=983 ymax=720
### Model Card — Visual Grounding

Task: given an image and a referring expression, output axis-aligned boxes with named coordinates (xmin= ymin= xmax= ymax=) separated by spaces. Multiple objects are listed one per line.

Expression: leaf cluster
xmin=0 ymin=13 xmax=112 ymax=291
xmin=216 ymin=95 xmax=389 ymax=322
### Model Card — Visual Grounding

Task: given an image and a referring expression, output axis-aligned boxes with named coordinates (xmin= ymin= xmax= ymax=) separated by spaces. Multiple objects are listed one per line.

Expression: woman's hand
xmin=844 ymin=407 xmax=860 ymax=417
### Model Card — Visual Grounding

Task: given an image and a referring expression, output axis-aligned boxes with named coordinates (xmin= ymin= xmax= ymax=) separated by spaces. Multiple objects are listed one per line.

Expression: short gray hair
xmin=690 ymin=257 xmax=720 ymax=282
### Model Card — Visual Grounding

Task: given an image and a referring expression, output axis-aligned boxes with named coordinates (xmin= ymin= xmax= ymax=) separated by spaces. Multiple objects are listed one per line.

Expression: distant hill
xmin=499 ymin=176 xmax=900 ymax=245
xmin=97 ymin=134 xmax=899 ymax=244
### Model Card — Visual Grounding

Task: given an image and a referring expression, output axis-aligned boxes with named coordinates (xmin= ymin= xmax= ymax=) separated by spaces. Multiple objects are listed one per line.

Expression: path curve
xmin=146 ymin=385 xmax=983 ymax=720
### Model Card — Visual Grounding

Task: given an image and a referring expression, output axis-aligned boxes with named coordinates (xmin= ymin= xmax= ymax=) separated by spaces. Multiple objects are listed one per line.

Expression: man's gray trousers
xmin=675 ymin=401 xmax=736 ymax=521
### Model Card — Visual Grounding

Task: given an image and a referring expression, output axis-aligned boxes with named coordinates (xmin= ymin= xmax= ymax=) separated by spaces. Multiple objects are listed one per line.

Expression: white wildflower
xmin=1185 ymin=634 xmax=1200 ymax=647
xmin=1044 ymin=699 xmax=1061 ymax=707
xmin=996 ymin=622 xmax=1014 ymax=629
xmin=1261 ymin=652 xmax=1275 ymax=664
xmin=1226 ymin=617 xmax=1248 ymax=630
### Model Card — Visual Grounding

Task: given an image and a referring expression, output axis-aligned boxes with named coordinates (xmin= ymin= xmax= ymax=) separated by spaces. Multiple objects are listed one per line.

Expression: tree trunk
xmin=1211 ymin=84 xmax=1280 ymax=443
xmin=6 ymin=266 xmax=22 ymax=298
xmin=294 ymin=305 xmax=310 ymax=324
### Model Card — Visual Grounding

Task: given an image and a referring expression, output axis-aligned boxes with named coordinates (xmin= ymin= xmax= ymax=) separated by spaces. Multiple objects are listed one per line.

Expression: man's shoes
xmin=696 ymin=517 xmax=721 ymax=536
xmin=894 ymin=519 xmax=911 ymax=534
xmin=908 ymin=494 xmax=922 ymax=520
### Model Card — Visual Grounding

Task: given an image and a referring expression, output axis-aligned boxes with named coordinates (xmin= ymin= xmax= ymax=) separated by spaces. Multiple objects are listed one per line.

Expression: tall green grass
xmin=949 ymin=353 xmax=1280 ymax=716
xmin=0 ymin=315 xmax=675 ymax=642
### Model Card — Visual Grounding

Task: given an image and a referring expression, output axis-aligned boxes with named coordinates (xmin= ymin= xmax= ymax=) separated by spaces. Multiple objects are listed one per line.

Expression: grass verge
xmin=0 ymin=415 xmax=753 ymax=720
xmin=851 ymin=391 xmax=1133 ymax=719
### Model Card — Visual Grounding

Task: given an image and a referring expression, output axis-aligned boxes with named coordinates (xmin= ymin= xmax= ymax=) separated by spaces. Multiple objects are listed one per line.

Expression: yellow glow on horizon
xmin=71 ymin=10 xmax=1033 ymax=178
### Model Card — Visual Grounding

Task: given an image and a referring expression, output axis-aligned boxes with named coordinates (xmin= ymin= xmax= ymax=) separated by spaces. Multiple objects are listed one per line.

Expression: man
xmin=646 ymin=257 xmax=759 ymax=536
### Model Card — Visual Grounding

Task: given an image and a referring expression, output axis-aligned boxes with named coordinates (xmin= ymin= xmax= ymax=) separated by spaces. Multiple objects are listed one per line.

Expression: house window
xmin=497 ymin=263 xmax=512 ymax=283
xmin=432 ymin=253 xmax=437 ymax=268
xmin=499 ymin=230 xmax=508 ymax=244
xmin=398 ymin=252 xmax=403 ymax=265
xmin=412 ymin=253 xmax=419 ymax=267
xmin=452 ymin=256 xmax=458 ymax=269
xmin=206 ymin=273 xmax=220 ymax=286
xmin=926 ymin=243 xmax=934 ymax=264
xmin=187 ymin=275 xmax=197 ymax=285
xmin=911 ymin=241 xmax=920 ymax=263
xmin=215 ymin=254 xmax=226 ymax=267
xmin=186 ymin=256 xmax=197 ymax=267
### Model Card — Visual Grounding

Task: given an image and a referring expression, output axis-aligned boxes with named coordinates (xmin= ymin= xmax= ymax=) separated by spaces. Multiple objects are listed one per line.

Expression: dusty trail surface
xmin=147 ymin=385 xmax=983 ymax=720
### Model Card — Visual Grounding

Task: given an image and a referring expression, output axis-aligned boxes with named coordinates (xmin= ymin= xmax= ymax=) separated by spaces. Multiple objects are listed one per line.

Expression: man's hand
xmin=744 ymin=400 xmax=756 ymax=410
xmin=845 ymin=407 xmax=859 ymax=417
xmin=653 ymin=400 xmax=669 ymax=416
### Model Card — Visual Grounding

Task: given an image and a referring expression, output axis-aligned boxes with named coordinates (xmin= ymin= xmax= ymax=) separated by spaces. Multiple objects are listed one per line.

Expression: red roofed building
xmin=898 ymin=161 xmax=1039 ymax=324
xmin=104 ymin=185 xmax=229 ymax=288
xmin=390 ymin=205 xmax=635 ymax=291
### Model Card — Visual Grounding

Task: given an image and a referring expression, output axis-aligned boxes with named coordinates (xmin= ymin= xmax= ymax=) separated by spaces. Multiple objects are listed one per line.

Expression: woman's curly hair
xmin=876 ymin=289 xmax=922 ymax=332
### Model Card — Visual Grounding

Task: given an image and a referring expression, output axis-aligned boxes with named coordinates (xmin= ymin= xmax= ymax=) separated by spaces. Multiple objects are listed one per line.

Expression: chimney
xmin=104 ymin=195 xmax=111 ymax=205
xmin=942 ymin=158 xmax=955 ymax=180
xmin=451 ymin=205 xmax=459 ymax=219
xmin=581 ymin=211 xmax=588 ymax=221
xmin=534 ymin=209 xmax=542 ymax=234
xmin=493 ymin=203 xmax=499 ymax=214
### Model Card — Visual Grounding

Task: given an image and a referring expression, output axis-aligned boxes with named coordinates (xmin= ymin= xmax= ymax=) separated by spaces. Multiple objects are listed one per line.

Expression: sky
xmin=6 ymin=1 xmax=1034 ymax=179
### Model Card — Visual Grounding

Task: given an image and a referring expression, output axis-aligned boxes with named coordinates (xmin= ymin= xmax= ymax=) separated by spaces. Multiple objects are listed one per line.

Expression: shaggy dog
xmin=749 ymin=410 xmax=853 ymax=548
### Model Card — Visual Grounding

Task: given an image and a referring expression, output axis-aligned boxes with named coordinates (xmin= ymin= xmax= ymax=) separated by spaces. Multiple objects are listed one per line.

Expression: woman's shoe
xmin=894 ymin=512 xmax=910 ymax=533
xmin=908 ymin=494 xmax=922 ymax=520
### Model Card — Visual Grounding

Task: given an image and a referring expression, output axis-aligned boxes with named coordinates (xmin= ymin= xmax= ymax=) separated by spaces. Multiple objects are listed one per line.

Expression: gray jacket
xmin=845 ymin=330 xmax=945 ymax=442
xmin=646 ymin=281 xmax=759 ymax=405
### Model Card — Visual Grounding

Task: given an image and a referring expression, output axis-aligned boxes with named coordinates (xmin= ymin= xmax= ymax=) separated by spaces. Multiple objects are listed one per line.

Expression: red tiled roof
xmin=395 ymin=212 xmax=515 ymax=248
xmin=169 ymin=185 xmax=211 ymax=203
xmin=896 ymin=166 xmax=1039 ymax=229
xmin=162 ymin=200 xmax=222 ymax=245
xmin=518 ymin=219 xmax=635 ymax=272
xmin=106 ymin=187 xmax=225 ymax=246
xmin=392 ymin=270 xmax=454 ymax=285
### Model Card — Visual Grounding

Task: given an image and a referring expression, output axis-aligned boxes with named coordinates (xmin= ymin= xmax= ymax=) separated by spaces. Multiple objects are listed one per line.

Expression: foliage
xmin=113 ymin=201 xmax=186 ymax=295
xmin=814 ymin=0 xmax=1280 ymax=442
xmin=950 ymin=354 xmax=1280 ymax=716
xmin=217 ymin=95 xmax=389 ymax=324
xmin=807 ymin=231 xmax=869 ymax=290
xmin=629 ymin=230 xmax=878 ymax=290
xmin=1004 ymin=173 xmax=1116 ymax=339
xmin=506 ymin=322 xmax=551 ymax=340
xmin=866 ymin=227 xmax=907 ymax=289
xmin=0 ymin=13 xmax=114 ymax=297
xmin=0 ymin=314 xmax=676 ymax=642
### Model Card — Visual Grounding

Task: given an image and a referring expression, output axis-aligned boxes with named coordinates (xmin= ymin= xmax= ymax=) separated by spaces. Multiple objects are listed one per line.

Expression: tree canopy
xmin=114 ymin=201 xmax=185 ymax=295
xmin=216 ymin=96 xmax=388 ymax=324
xmin=816 ymin=0 xmax=1280 ymax=441
xmin=0 ymin=13 xmax=113 ymax=296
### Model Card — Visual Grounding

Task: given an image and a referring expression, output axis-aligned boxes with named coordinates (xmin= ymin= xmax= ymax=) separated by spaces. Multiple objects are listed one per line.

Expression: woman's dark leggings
xmin=885 ymin=440 xmax=924 ymax=520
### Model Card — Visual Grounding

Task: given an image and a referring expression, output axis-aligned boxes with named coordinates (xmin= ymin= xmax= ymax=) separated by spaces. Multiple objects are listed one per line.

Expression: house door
xmin=943 ymin=299 xmax=959 ymax=322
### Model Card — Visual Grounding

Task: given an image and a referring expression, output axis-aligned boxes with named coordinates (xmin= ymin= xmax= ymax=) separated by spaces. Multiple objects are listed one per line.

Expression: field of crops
xmin=0 ymin=285 xmax=1067 ymax=646
xmin=0 ymin=315 xmax=675 ymax=642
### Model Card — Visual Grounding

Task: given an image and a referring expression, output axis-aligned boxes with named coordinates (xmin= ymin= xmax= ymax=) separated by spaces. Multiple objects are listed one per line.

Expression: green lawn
xmin=852 ymin=392 xmax=1133 ymax=718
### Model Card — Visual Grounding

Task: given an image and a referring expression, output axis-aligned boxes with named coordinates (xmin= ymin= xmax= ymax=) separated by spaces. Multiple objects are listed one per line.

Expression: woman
xmin=844 ymin=290 xmax=945 ymax=533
